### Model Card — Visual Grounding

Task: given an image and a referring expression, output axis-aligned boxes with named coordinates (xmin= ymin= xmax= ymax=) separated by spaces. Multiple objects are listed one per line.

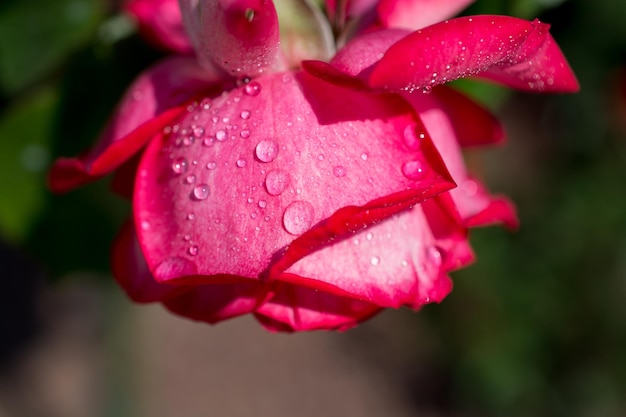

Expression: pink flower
xmin=50 ymin=0 xmax=578 ymax=331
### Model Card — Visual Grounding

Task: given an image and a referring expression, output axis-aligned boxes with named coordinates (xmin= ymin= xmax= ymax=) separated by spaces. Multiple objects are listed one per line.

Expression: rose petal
xmin=180 ymin=0 xmax=281 ymax=75
xmin=134 ymin=71 xmax=454 ymax=285
xmin=254 ymin=282 xmax=381 ymax=332
xmin=125 ymin=0 xmax=193 ymax=53
xmin=368 ymin=15 xmax=579 ymax=93
xmin=377 ymin=0 xmax=474 ymax=30
xmin=49 ymin=57 xmax=222 ymax=193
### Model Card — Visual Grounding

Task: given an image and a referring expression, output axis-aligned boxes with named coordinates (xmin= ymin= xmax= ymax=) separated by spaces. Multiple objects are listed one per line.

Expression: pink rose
xmin=49 ymin=0 xmax=578 ymax=331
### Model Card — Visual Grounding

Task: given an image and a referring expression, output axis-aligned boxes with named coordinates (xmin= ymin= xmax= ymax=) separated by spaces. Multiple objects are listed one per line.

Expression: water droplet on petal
xmin=192 ymin=127 xmax=204 ymax=138
xmin=255 ymin=139 xmax=279 ymax=163
xmin=403 ymin=126 xmax=422 ymax=150
xmin=236 ymin=159 xmax=247 ymax=168
xmin=154 ymin=257 xmax=197 ymax=280
xmin=188 ymin=245 xmax=198 ymax=256
xmin=185 ymin=174 xmax=196 ymax=184
xmin=333 ymin=166 xmax=347 ymax=177
xmin=206 ymin=161 xmax=217 ymax=170
xmin=370 ymin=256 xmax=380 ymax=266
xmin=402 ymin=160 xmax=426 ymax=179
xmin=244 ymin=81 xmax=261 ymax=96
xmin=216 ymin=130 xmax=227 ymax=141
xmin=240 ymin=110 xmax=251 ymax=120
xmin=283 ymin=200 xmax=314 ymax=235
xmin=193 ymin=184 xmax=210 ymax=200
xmin=203 ymin=137 xmax=214 ymax=147
xmin=265 ymin=169 xmax=290 ymax=196
xmin=360 ymin=152 xmax=369 ymax=161
xmin=422 ymin=85 xmax=432 ymax=94
xmin=140 ymin=220 xmax=150 ymax=230
xmin=240 ymin=129 xmax=251 ymax=138
xmin=187 ymin=213 xmax=195 ymax=220
xmin=258 ymin=199 xmax=267 ymax=208
xmin=427 ymin=247 xmax=442 ymax=267
xmin=172 ymin=157 xmax=188 ymax=174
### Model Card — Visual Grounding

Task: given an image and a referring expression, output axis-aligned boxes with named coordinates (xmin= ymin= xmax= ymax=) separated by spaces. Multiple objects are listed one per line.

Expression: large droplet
xmin=265 ymin=169 xmax=290 ymax=196
xmin=255 ymin=139 xmax=279 ymax=163
xmin=171 ymin=157 xmax=188 ymax=174
xmin=193 ymin=184 xmax=210 ymax=200
xmin=402 ymin=160 xmax=426 ymax=179
xmin=283 ymin=200 xmax=314 ymax=235
xmin=244 ymin=81 xmax=261 ymax=96
xmin=154 ymin=257 xmax=197 ymax=281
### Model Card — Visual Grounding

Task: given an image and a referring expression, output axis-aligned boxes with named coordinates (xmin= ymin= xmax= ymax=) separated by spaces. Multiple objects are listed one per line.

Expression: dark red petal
xmin=368 ymin=15 xmax=579 ymax=93
xmin=48 ymin=57 xmax=222 ymax=193
xmin=431 ymin=86 xmax=505 ymax=147
xmin=125 ymin=0 xmax=193 ymax=54
xmin=254 ymin=282 xmax=381 ymax=332
xmin=377 ymin=0 xmax=474 ymax=30
xmin=111 ymin=220 xmax=188 ymax=303
xmin=163 ymin=282 xmax=265 ymax=324
xmin=134 ymin=71 xmax=454 ymax=285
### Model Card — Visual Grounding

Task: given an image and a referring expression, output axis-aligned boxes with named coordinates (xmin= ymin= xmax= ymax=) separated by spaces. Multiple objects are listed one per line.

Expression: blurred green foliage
xmin=0 ymin=0 xmax=625 ymax=416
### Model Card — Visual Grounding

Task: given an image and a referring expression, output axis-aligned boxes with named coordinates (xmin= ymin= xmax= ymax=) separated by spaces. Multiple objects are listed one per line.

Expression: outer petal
xmin=49 ymin=56 xmax=223 ymax=193
xmin=377 ymin=0 xmax=474 ymax=30
xmin=280 ymin=204 xmax=456 ymax=308
xmin=368 ymin=15 xmax=579 ymax=93
xmin=402 ymin=90 xmax=519 ymax=229
xmin=133 ymin=71 xmax=454 ymax=285
xmin=254 ymin=282 xmax=381 ymax=332
xmin=180 ymin=0 xmax=281 ymax=75
xmin=125 ymin=0 xmax=193 ymax=53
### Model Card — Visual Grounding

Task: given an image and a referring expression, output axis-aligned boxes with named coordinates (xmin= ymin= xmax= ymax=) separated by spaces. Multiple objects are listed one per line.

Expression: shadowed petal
xmin=125 ymin=0 xmax=193 ymax=53
xmin=49 ymin=57 xmax=222 ymax=193
xmin=377 ymin=0 xmax=474 ymax=30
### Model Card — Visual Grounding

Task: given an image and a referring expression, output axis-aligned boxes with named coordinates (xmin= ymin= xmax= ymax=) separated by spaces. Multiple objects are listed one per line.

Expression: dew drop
xmin=244 ymin=81 xmax=261 ymax=96
xmin=370 ymin=256 xmax=380 ymax=266
xmin=192 ymin=127 xmax=204 ymax=138
xmin=258 ymin=199 xmax=267 ymax=208
xmin=333 ymin=165 xmax=347 ymax=177
xmin=366 ymin=232 xmax=373 ymax=240
xmin=255 ymin=139 xmax=279 ymax=163
xmin=140 ymin=220 xmax=150 ymax=231
xmin=283 ymin=200 xmax=314 ymax=235
xmin=215 ymin=130 xmax=227 ymax=141
xmin=240 ymin=129 xmax=251 ymax=138
xmin=154 ymin=257 xmax=197 ymax=280
xmin=171 ymin=157 xmax=188 ymax=174
xmin=206 ymin=161 xmax=217 ymax=170
xmin=360 ymin=152 xmax=369 ymax=161
xmin=187 ymin=213 xmax=195 ymax=220
xmin=236 ymin=159 xmax=247 ymax=168
xmin=188 ymin=246 xmax=198 ymax=256
xmin=193 ymin=184 xmax=210 ymax=200
xmin=240 ymin=110 xmax=251 ymax=119
xmin=185 ymin=174 xmax=196 ymax=184
xmin=402 ymin=160 xmax=426 ymax=179
xmin=203 ymin=137 xmax=214 ymax=147
xmin=265 ymin=169 xmax=290 ymax=196
xmin=422 ymin=85 xmax=432 ymax=94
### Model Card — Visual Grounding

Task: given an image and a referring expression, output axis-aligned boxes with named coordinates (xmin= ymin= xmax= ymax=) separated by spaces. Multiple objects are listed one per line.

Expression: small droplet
xmin=236 ymin=159 xmax=247 ymax=168
xmin=255 ymin=139 xmax=279 ymax=163
xmin=140 ymin=220 xmax=150 ymax=230
xmin=258 ymin=199 xmax=267 ymax=208
xmin=333 ymin=166 xmax=347 ymax=177
xmin=240 ymin=129 xmax=251 ymax=138
xmin=188 ymin=245 xmax=198 ymax=256
xmin=240 ymin=110 xmax=251 ymax=119
xmin=370 ymin=256 xmax=380 ymax=266
xmin=366 ymin=232 xmax=373 ymax=240
xmin=265 ymin=169 xmax=290 ymax=196
xmin=360 ymin=152 xmax=369 ymax=161
xmin=215 ymin=130 xmax=227 ymax=141
xmin=187 ymin=213 xmax=195 ymax=220
xmin=192 ymin=127 xmax=204 ymax=138
xmin=206 ymin=161 xmax=217 ymax=170
xmin=193 ymin=184 xmax=210 ymax=200
xmin=422 ymin=85 xmax=432 ymax=94
xmin=244 ymin=81 xmax=261 ymax=96
xmin=171 ymin=157 xmax=188 ymax=174
xmin=185 ymin=174 xmax=196 ymax=184
xmin=283 ymin=200 xmax=314 ymax=235
xmin=427 ymin=247 xmax=442 ymax=267
xmin=203 ymin=137 xmax=214 ymax=147
xmin=402 ymin=160 xmax=426 ymax=179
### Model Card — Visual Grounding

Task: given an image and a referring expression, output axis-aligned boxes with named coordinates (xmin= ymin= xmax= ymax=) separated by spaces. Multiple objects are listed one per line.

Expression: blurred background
xmin=0 ymin=0 xmax=625 ymax=416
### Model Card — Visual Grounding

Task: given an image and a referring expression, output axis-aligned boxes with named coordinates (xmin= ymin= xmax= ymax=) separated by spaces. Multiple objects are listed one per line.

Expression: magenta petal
xmin=280 ymin=204 xmax=456 ymax=309
xmin=181 ymin=0 xmax=281 ymax=75
xmin=49 ymin=57 xmax=222 ymax=193
xmin=125 ymin=0 xmax=193 ymax=53
xmin=112 ymin=220 xmax=187 ymax=303
xmin=254 ymin=283 xmax=381 ymax=332
xmin=368 ymin=15 xmax=579 ymax=93
xmin=134 ymin=71 xmax=454 ymax=284
xmin=377 ymin=0 xmax=474 ymax=30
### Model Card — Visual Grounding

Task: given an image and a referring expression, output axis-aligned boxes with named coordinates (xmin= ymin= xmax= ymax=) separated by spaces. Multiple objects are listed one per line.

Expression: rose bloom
xmin=49 ymin=0 xmax=578 ymax=331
